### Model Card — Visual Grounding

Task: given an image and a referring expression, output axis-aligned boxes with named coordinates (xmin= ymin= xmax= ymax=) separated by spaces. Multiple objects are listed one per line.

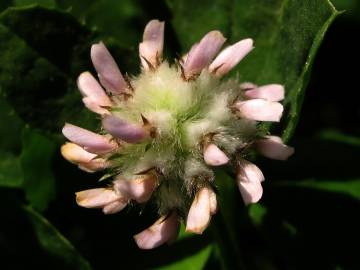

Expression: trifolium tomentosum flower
xmin=61 ymin=20 xmax=294 ymax=249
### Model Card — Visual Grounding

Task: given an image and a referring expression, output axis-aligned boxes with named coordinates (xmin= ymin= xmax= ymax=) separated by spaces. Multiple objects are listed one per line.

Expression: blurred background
xmin=0 ymin=0 xmax=359 ymax=269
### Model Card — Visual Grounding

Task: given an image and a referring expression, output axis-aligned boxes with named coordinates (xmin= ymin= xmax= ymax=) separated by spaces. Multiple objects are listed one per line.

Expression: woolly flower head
xmin=61 ymin=20 xmax=294 ymax=249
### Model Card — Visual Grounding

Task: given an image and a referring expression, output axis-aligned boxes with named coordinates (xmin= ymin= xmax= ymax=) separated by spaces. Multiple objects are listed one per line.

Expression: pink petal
xmin=102 ymin=115 xmax=147 ymax=143
xmin=209 ymin=188 xmax=218 ymax=215
xmin=102 ymin=199 xmax=128 ymax=214
xmin=181 ymin=42 xmax=198 ymax=63
xmin=238 ymin=181 xmax=263 ymax=205
xmin=91 ymin=42 xmax=128 ymax=94
xmin=238 ymin=159 xmax=265 ymax=183
xmin=61 ymin=142 xmax=109 ymax=172
xmin=236 ymin=159 xmax=264 ymax=205
xmin=82 ymin=97 xmax=110 ymax=115
xmin=62 ymin=123 xmax=117 ymax=154
xmin=255 ymin=135 xmax=294 ymax=160
xmin=209 ymin=38 xmax=254 ymax=76
xmin=134 ymin=212 xmax=179 ymax=249
xmin=186 ymin=187 xmax=212 ymax=234
xmin=78 ymin=158 xmax=109 ymax=173
xmin=61 ymin=142 xmax=97 ymax=164
xmin=183 ymin=31 xmax=226 ymax=79
xmin=139 ymin=20 xmax=165 ymax=69
xmin=235 ymin=99 xmax=283 ymax=122
xmin=203 ymin=143 xmax=229 ymax=166
xmin=77 ymin=72 xmax=112 ymax=105
xmin=113 ymin=174 xmax=158 ymax=203
xmin=76 ymin=188 xmax=121 ymax=208
xmin=244 ymin=84 xmax=285 ymax=102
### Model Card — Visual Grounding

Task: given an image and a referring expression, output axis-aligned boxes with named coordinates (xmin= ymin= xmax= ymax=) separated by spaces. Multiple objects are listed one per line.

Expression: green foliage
xmin=153 ymin=225 xmax=212 ymax=270
xmin=317 ymin=129 xmax=360 ymax=146
xmin=0 ymin=151 xmax=23 ymax=187
xmin=166 ymin=0 xmax=340 ymax=141
xmin=21 ymin=127 xmax=57 ymax=211
xmin=154 ymin=245 xmax=212 ymax=270
xmin=278 ymin=179 xmax=360 ymax=200
xmin=57 ymin=0 xmax=146 ymax=48
xmin=248 ymin=203 xmax=267 ymax=227
xmin=0 ymin=5 xmax=136 ymax=134
xmin=0 ymin=5 xmax=93 ymax=133
xmin=0 ymin=97 xmax=23 ymax=152
xmin=0 ymin=97 xmax=24 ymax=187
xmin=15 ymin=0 xmax=55 ymax=7
xmin=0 ymin=0 xmax=12 ymax=12
xmin=24 ymin=205 xmax=92 ymax=270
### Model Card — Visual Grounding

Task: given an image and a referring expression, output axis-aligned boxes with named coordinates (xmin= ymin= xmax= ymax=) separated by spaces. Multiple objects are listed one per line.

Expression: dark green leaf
xmin=0 ymin=6 xmax=137 ymax=133
xmin=139 ymin=222 xmax=213 ymax=269
xmin=165 ymin=0 xmax=230 ymax=49
xmin=0 ymin=97 xmax=24 ymax=188
xmin=0 ymin=5 xmax=94 ymax=73
xmin=0 ymin=0 xmax=12 ymax=13
xmin=154 ymin=228 xmax=212 ymax=270
xmin=0 ymin=151 xmax=23 ymax=187
xmin=332 ymin=0 xmax=357 ymax=10
xmin=21 ymin=126 xmax=56 ymax=211
xmin=0 ymin=97 xmax=24 ymax=152
xmin=317 ymin=129 xmax=360 ymax=147
xmin=15 ymin=0 xmax=56 ymax=8
xmin=166 ymin=0 xmax=340 ymax=142
xmin=163 ymin=225 xmax=211 ymax=270
xmin=23 ymin=205 xmax=92 ymax=270
xmin=0 ymin=20 xmax=70 ymax=132
xmin=248 ymin=203 xmax=267 ymax=227
xmin=0 ymin=5 xmax=97 ymax=133
xmin=57 ymin=0 xmax=145 ymax=48
xmin=276 ymin=179 xmax=360 ymax=200
xmin=154 ymin=246 xmax=212 ymax=270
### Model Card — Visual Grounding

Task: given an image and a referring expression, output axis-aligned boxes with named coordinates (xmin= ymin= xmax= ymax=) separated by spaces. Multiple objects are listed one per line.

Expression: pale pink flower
xmin=102 ymin=200 xmax=128 ymax=215
xmin=236 ymin=159 xmax=265 ymax=205
xmin=61 ymin=142 xmax=109 ymax=172
xmin=61 ymin=142 xmax=97 ymax=164
xmin=186 ymin=187 xmax=217 ymax=234
xmin=61 ymin=19 xmax=294 ymax=249
xmin=139 ymin=20 xmax=165 ymax=70
xmin=244 ymin=84 xmax=285 ymax=102
xmin=183 ymin=31 xmax=226 ymax=79
xmin=203 ymin=143 xmax=229 ymax=166
xmin=134 ymin=213 xmax=180 ymax=249
xmin=102 ymin=115 xmax=148 ymax=143
xmin=113 ymin=174 xmax=158 ymax=203
xmin=75 ymin=188 xmax=123 ymax=208
xmin=77 ymin=71 xmax=112 ymax=114
xmin=255 ymin=136 xmax=295 ymax=160
xmin=209 ymin=38 xmax=254 ymax=76
xmin=91 ymin=42 xmax=128 ymax=94
xmin=235 ymin=99 xmax=284 ymax=122
xmin=62 ymin=123 xmax=117 ymax=154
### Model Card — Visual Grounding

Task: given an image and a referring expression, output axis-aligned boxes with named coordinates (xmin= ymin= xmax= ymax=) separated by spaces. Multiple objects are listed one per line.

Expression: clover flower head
xmin=61 ymin=19 xmax=294 ymax=249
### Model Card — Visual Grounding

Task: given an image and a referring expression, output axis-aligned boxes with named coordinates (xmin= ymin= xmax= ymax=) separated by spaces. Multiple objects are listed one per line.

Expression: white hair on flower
xmin=61 ymin=19 xmax=294 ymax=249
